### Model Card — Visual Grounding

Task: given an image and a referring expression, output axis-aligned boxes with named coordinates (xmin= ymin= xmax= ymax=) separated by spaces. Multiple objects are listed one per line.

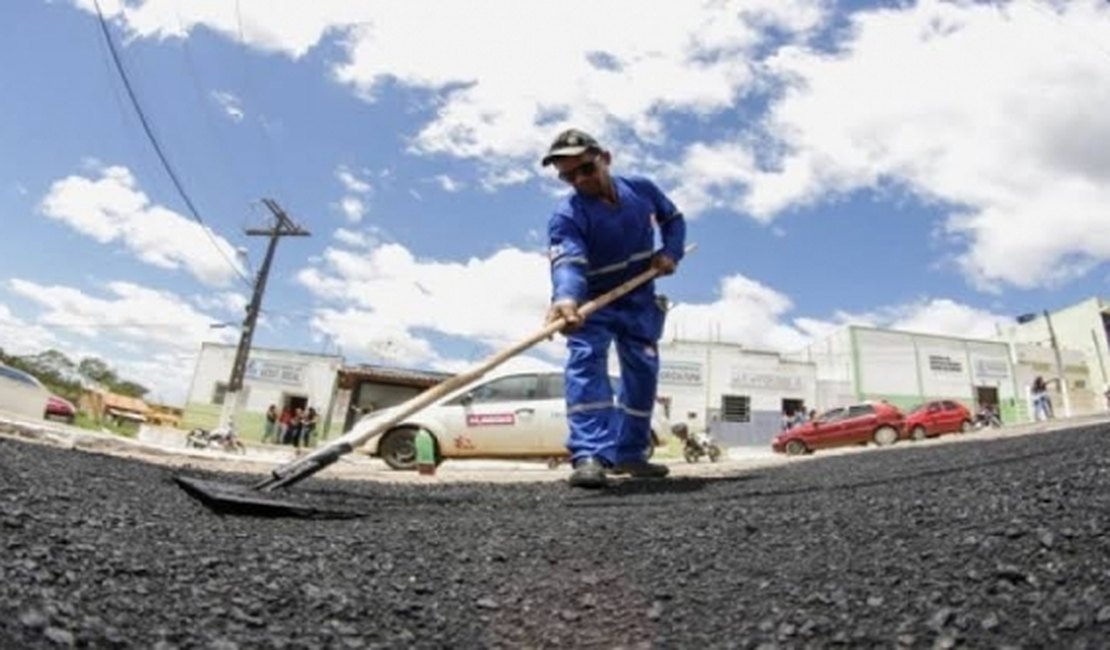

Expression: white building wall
xmin=856 ymin=329 xmax=921 ymax=396
xmin=790 ymin=328 xmax=856 ymax=409
xmin=791 ymin=328 xmax=853 ymax=383
xmin=799 ymin=325 xmax=1025 ymax=422
xmin=1013 ymin=343 xmax=1098 ymax=417
xmin=1004 ymin=297 xmax=1110 ymax=392
xmin=855 ymin=327 xmax=1017 ymax=411
xmin=184 ymin=343 xmax=344 ymax=435
xmin=658 ymin=341 xmax=817 ymax=447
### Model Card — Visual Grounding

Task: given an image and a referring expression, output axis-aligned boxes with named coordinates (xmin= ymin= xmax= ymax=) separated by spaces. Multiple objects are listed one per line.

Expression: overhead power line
xmin=91 ymin=0 xmax=253 ymax=289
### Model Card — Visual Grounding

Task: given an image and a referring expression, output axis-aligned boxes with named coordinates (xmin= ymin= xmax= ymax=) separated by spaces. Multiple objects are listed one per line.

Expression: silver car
xmin=0 ymin=363 xmax=51 ymax=422
xmin=362 ymin=369 xmax=671 ymax=470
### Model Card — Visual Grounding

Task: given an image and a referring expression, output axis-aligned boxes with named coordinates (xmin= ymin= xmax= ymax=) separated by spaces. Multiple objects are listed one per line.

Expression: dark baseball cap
xmin=541 ymin=129 xmax=602 ymax=166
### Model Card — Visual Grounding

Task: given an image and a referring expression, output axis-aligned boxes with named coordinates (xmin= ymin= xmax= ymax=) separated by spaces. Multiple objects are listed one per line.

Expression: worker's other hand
xmin=546 ymin=300 xmax=582 ymax=335
xmin=651 ymin=253 xmax=677 ymax=276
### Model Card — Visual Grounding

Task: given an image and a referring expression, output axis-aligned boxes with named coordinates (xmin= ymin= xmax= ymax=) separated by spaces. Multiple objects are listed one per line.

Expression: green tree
xmin=78 ymin=357 xmax=118 ymax=388
xmin=1 ymin=349 xmax=83 ymax=402
xmin=113 ymin=380 xmax=149 ymax=399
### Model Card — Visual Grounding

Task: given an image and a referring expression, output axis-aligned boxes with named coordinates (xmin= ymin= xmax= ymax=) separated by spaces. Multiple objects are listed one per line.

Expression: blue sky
xmin=3 ymin=0 xmax=1110 ymax=404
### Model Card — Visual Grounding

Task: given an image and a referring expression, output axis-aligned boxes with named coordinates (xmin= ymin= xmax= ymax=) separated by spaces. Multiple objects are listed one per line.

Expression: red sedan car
xmin=44 ymin=395 xmax=77 ymax=424
xmin=772 ymin=401 xmax=906 ymax=456
xmin=904 ymin=400 xmax=973 ymax=440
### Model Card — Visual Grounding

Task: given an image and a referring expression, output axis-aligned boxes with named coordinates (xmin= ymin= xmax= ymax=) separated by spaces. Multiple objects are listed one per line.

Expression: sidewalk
xmin=3 ymin=408 xmax=1109 ymax=484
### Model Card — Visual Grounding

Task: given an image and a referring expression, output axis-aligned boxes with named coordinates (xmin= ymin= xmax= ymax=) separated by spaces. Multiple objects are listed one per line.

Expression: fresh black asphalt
xmin=2 ymin=425 xmax=1109 ymax=648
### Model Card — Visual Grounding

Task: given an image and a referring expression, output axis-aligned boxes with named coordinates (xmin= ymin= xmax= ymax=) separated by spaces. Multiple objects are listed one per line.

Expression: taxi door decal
xmin=466 ymin=413 xmax=515 ymax=427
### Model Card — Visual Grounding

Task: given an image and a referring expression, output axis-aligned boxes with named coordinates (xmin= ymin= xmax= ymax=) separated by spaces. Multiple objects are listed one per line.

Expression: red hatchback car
xmin=44 ymin=395 xmax=77 ymax=424
xmin=772 ymin=402 xmax=905 ymax=456
xmin=903 ymin=400 xmax=973 ymax=440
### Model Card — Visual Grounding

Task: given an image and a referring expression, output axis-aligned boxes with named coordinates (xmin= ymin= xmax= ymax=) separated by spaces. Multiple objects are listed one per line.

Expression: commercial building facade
xmin=1001 ymin=296 xmax=1110 ymax=399
xmin=657 ymin=340 xmax=817 ymax=447
xmin=183 ymin=343 xmax=344 ymax=440
xmin=792 ymin=325 xmax=1024 ymax=423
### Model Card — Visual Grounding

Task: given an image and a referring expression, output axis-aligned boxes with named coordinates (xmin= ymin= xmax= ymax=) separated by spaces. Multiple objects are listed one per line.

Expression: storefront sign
xmin=245 ymin=359 xmax=306 ymax=386
xmin=730 ymin=370 xmax=802 ymax=392
xmin=660 ymin=361 xmax=703 ymax=386
xmin=928 ymin=355 xmax=963 ymax=373
xmin=974 ymin=359 xmax=1010 ymax=379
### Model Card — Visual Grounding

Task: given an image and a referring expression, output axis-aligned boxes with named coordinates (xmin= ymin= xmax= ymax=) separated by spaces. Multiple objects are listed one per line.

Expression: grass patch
xmin=73 ymin=412 xmax=138 ymax=438
xmin=654 ymin=433 xmax=684 ymax=460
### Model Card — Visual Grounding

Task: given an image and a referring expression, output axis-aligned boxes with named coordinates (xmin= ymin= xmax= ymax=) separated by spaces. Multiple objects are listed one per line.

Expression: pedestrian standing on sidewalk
xmin=286 ymin=408 xmax=303 ymax=447
xmin=301 ymin=407 xmax=318 ymax=448
xmin=278 ymin=407 xmax=292 ymax=444
xmin=261 ymin=404 xmax=278 ymax=444
xmin=540 ymin=128 xmax=687 ymax=489
xmin=1032 ymin=376 xmax=1051 ymax=421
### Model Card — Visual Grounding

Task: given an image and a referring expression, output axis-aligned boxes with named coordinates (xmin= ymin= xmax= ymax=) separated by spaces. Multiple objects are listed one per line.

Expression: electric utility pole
xmin=217 ymin=199 xmax=310 ymax=430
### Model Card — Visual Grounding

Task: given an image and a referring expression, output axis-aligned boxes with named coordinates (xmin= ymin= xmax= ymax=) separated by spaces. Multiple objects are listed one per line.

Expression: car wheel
xmin=911 ymin=425 xmax=927 ymax=441
xmin=380 ymin=427 xmax=435 ymax=471
xmin=873 ymin=426 xmax=898 ymax=447
xmin=784 ymin=439 xmax=807 ymax=456
xmin=960 ymin=419 xmax=973 ymax=433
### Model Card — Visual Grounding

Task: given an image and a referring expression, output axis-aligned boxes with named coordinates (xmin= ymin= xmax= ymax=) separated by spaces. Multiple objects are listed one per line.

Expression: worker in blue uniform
xmin=541 ymin=128 xmax=687 ymax=489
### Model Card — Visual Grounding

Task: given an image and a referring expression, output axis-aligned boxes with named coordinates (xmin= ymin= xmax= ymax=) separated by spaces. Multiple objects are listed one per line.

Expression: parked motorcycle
xmin=186 ymin=426 xmax=246 ymax=454
xmin=973 ymin=405 xmax=1002 ymax=430
xmin=673 ymin=423 xmax=722 ymax=463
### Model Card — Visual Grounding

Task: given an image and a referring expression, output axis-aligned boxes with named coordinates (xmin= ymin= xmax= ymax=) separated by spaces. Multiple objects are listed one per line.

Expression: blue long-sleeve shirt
xmin=548 ymin=175 xmax=686 ymax=304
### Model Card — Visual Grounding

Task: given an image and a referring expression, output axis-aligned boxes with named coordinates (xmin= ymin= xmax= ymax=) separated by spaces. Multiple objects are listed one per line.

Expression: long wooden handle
xmin=256 ymin=243 xmax=695 ymax=490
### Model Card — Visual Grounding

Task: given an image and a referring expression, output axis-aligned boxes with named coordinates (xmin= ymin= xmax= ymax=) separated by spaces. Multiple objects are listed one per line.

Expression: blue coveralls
xmin=548 ymin=175 xmax=686 ymax=466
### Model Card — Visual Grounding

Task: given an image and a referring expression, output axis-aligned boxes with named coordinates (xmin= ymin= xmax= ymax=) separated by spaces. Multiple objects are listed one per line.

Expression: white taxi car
xmin=0 ymin=363 xmax=51 ymax=422
xmin=362 ymin=369 xmax=672 ymax=470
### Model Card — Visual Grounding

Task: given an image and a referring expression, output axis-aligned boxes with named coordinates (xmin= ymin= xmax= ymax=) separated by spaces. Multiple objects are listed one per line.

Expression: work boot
xmin=611 ymin=460 xmax=670 ymax=478
xmin=568 ymin=457 xmax=608 ymax=489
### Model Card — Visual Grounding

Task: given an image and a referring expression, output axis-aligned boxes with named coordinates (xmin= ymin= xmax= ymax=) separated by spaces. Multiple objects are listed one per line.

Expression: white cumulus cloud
xmin=38 ymin=165 xmax=247 ymax=286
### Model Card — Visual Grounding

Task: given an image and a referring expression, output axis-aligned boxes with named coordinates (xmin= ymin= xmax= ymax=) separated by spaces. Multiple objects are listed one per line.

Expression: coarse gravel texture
xmin=2 ymin=425 xmax=1110 ymax=649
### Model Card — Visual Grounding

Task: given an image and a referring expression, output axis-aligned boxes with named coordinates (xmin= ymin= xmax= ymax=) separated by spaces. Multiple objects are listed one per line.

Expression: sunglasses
xmin=557 ymin=158 xmax=599 ymax=183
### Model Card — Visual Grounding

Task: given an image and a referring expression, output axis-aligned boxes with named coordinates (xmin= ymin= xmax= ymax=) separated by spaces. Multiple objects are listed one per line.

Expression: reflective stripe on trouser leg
xmin=564 ymin=315 xmax=616 ymax=465
xmin=613 ymin=330 xmax=659 ymax=464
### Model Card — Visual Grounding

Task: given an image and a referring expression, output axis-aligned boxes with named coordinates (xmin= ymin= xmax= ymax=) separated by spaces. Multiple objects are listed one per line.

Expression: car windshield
xmin=908 ymin=403 xmax=927 ymax=413
xmin=0 ymin=365 xmax=43 ymax=388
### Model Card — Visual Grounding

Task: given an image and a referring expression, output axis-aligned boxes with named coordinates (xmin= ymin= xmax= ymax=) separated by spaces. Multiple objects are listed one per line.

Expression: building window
xmin=212 ymin=382 xmax=228 ymax=405
xmin=720 ymin=394 xmax=751 ymax=423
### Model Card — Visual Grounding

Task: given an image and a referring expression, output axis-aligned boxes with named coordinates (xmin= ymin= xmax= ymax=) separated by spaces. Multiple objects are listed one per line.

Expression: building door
xmin=782 ymin=398 xmax=805 ymax=422
xmin=283 ymin=394 xmax=308 ymax=414
xmin=974 ymin=386 xmax=998 ymax=409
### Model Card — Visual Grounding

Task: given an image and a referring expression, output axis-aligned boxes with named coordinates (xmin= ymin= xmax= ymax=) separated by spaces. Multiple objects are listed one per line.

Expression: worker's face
xmin=554 ymin=150 xmax=611 ymax=197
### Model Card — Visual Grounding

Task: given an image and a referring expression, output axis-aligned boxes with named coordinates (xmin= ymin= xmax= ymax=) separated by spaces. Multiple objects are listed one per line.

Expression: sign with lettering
xmin=245 ymin=359 xmax=306 ymax=386
xmin=974 ymin=359 xmax=1010 ymax=379
xmin=466 ymin=413 xmax=515 ymax=427
xmin=928 ymin=355 xmax=963 ymax=373
xmin=730 ymin=370 xmax=802 ymax=392
xmin=659 ymin=361 xmax=703 ymax=386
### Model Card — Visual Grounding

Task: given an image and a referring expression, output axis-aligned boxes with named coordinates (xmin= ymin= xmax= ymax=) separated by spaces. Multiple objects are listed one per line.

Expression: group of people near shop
xmin=781 ymin=408 xmax=816 ymax=431
xmin=261 ymin=404 xmax=319 ymax=448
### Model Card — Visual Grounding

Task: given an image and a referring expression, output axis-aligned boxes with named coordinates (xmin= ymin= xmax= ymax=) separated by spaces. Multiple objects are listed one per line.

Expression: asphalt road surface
xmin=2 ymin=425 xmax=1109 ymax=649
